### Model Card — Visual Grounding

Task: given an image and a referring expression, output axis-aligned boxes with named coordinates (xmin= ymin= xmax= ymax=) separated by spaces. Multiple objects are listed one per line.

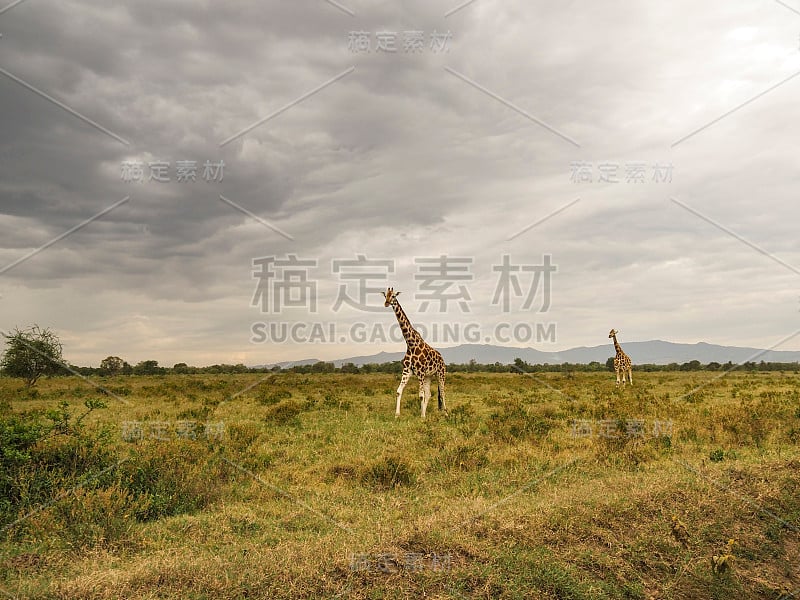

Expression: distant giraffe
xmin=609 ymin=329 xmax=633 ymax=385
xmin=383 ymin=287 xmax=447 ymax=418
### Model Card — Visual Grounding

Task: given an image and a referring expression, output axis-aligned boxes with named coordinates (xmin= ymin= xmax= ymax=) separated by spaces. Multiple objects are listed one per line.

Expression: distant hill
xmin=259 ymin=340 xmax=800 ymax=369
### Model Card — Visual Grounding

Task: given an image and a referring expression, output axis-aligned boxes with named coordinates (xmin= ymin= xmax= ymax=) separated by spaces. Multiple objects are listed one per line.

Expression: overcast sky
xmin=1 ymin=0 xmax=799 ymax=367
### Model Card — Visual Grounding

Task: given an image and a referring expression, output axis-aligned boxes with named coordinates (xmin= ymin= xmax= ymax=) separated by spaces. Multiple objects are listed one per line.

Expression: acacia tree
xmin=0 ymin=326 xmax=64 ymax=387
xmin=99 ymin=356 xmax=125 ymax=376
xmin=133 ymin=360 xmax=163 ymax=375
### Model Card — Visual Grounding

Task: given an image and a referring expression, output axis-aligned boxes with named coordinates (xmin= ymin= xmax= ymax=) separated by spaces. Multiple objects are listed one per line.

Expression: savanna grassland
xmin=1 ymin=370 xmax=799 ymax=599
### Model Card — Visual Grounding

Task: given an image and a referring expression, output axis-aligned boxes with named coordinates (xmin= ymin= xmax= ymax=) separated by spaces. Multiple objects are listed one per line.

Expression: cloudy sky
xmin=1 ymin=0 xmax=799 ymax=367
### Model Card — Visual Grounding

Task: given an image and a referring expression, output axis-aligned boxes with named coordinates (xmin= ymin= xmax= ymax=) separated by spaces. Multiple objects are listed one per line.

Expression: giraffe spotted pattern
xmin=383 ymin=287 xmax=447 ymax=418
xmin=609 ymin=328 xmax=633 ymax=385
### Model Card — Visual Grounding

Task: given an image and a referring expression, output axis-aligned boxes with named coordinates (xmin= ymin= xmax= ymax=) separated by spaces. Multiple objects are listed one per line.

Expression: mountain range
xmin=263 ymin=340 xmax=800 ymax=368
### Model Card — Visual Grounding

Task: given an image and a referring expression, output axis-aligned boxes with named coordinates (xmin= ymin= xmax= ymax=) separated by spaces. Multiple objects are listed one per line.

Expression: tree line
xmin=2 ymin=326 xmax=798 ymax=387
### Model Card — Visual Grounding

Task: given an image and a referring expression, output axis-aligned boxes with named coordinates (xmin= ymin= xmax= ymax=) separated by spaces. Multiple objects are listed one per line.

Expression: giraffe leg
xmin=628 ymin=368 xmax=633 ymax=385
xmin=419 ymin=377 xmax=430 ymax=419
xmin=425 ymin=377 xmax=432 ymax=418
xmin=396 ymin=369 xmax=411 ymax=417
xmin=437 ymin=370 xmax=446 ymax=412
xmin=615 ymin=369 xmax=621 ymax=385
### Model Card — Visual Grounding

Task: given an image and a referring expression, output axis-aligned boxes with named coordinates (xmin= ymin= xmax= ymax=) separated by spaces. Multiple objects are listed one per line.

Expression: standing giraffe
xmin=608 ymin=329 xmax=633 ymax=385
xmin=383 ymin=287 xmax=447 ymax=418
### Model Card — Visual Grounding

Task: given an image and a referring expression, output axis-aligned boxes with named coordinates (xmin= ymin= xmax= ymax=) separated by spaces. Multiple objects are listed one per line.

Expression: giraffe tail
xmin=438 ymin=384 xmax=443 ymax=410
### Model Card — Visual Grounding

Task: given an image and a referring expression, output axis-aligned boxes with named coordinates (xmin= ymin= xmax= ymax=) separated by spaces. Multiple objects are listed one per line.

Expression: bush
xmin=363 ymin=455 xmax=415 ymax=490
xmin=1 ymin=400 xmax=227 ymax=550
xmin=592 ymin=420 xmax=666 ymax=468
xmin=44 ymin=484 xmax=143 ymax=550
xmin=446 ymin=403 xmax=475 ymax=425
xmin=257 ymin=388 xmax=292 ymax=406
xmin=433 ymin=442 xmax=488 ymax=471
xmin=118 ymin=443 xmax=227 ymax=522
xmin=486 ymin=402 xmax=555 ymax=442
xmin=263 ymin=399 xmax=305 ymax=425
xmin=0 ymin=414 xmax=45 ymax=525
xmin=0 ymin=399 xmax=111 ymax=530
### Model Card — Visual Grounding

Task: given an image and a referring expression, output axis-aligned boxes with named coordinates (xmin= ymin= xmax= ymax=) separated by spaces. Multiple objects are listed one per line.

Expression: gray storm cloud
xmin=0 ymin=0 xmax=798 ymax=365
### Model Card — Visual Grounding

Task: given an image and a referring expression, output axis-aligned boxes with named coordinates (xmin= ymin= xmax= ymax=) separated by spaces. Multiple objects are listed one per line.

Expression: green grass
xmin=0 ymin=371 xmax=799 ymax=599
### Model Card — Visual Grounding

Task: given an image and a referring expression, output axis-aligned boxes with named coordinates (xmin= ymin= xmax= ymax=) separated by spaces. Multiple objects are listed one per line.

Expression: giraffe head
xmin=608 ymin=329 xmax=618 ymax=338
xmin=382 ymin=287 xmax=401 ymax=307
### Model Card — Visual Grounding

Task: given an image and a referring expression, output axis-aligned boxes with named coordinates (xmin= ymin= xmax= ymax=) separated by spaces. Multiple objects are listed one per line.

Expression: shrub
xmin=257 ymin=388 xmax=292 ymax=406
xmin=446 ymin=403 xmax=475 ymax=425
xmin=0 ymin=414 xmax=45 ymax=525
xmin=486 ymin=402 xmax=555 ymax=442
xmin=117 ymin=442 xmax=227 ymax=522
xmin=263 ymin=399 xmax=305 ymax=425
xmin=363 ymin=455 xmax=415 ymax=490
xmin=433 ymin=442 xmax=488 ymax=471
xmin=0 ymin=399 xmax=111 ymax=531
xmin=46 ymin=484 xmax=142 ymax=550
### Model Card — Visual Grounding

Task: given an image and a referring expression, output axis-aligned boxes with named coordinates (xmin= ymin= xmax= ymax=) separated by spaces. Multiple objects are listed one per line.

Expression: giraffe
xmin=383 ymin=287 xmax=447 ymax=418
xmin=608 ymin=329 xmax=633 ymax=385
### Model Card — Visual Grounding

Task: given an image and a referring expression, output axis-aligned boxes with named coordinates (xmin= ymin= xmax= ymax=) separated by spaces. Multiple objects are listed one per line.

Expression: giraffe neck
xmin=392 ymin=300 xmax=423 ymax=348
xmin=612 ymin=335 xmax=623 ymax=355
